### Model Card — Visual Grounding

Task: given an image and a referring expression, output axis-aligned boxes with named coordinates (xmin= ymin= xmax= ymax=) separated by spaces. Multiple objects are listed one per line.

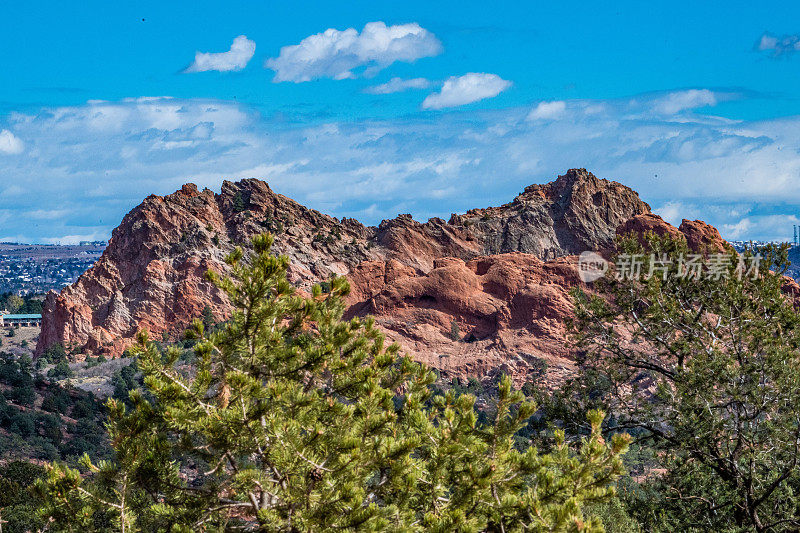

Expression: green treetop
xmin=572 ymin=234 xmax=800 ymax=532
xmin=35 ymin=234 xmax=628 ymax=532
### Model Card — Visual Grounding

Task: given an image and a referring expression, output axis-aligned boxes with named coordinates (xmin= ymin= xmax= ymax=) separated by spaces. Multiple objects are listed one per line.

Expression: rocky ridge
xmin=38 ymin=169 xmax=675 ymax=384
xmin=617 ymin=213 xmax=731 ymax=253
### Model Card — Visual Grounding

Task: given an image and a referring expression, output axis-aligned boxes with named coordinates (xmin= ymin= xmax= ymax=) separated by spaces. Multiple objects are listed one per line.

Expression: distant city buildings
xmin=0 ymin=242 xmax=106 ymax=295
xmin=728 ymin=240 xmax=800 ymax=282
xmin=728 ymin=240 xmax=788 ymax=252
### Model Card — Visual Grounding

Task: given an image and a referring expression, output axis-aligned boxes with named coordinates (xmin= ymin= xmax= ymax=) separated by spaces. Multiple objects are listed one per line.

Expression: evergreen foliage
xmin=0 ymin=461 xmax=47 ymax=533
xmin=35 ymin=234 xmax=629 ymax=532
xmin=572 ymin=234 xmax=800 ymax=532
xmin=0 ymin=352 xmax=110 ymax=465
xmin=0 ymin=292 xmax=43 ymax=314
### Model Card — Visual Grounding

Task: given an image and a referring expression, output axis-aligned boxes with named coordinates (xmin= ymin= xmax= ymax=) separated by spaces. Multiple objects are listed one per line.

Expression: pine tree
xmin=572 ymin=233 xmax=800 ymax=532
xmin=35 ymin=234 xmax=628 ymax=532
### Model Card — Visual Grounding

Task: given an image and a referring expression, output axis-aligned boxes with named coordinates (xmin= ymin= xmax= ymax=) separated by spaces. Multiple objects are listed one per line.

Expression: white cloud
xmin=722 ymin=218 xmax=752 ymax=239
xmin=2 ymin=90 xmax=800 ymax=242
xmin=723 ymin=215 xmax=800 ymax=241
xmin=757 ymin=32 xmax=800 ymax=57
xmin=185 ymin=35 xmax=256 ymax=73
xmin=650 ymin=89 xmax=717 ymax=115
xmin=654 ymin=202 xmax=687 ymax=226
xmin=422 ymin=73 xmax=511 ymax=109
xmin=527 ymin=100 xmax=566 ymax=121
xmin=265 ymin=22 xmax=442 ymax=82
xmin=364 ymin=77 xmax=431 ymax=94
xmin=654 ymin=202 xmax=755 ymax=228
xmin=26 ymin=209 xmax=72 ymax=220
xmin=0 ymin=130 xmax=23 ymax=154
xmin=40 ymin=232 xmax=110 ymax=245
xmin=0 ymin=185 xmax=24 ymax=197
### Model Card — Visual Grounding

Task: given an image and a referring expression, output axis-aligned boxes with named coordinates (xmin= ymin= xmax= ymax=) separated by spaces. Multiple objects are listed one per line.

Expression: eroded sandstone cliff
xmin=38 ymin=168 xmax=664 ymax=384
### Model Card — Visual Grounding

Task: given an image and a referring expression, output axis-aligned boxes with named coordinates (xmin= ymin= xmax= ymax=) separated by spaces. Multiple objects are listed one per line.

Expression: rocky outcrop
xmin=370 ymin=168 xmax=650 ymax=270
xmin=36 ymin=169 xmax=652 ymax=381
xmin=616 ymin=213 xmax=684 ymax=244
xmin=345 ymin=254 xmax=582 ymax=385
xmin=617 ymin=213 xmax=732 ymax=254
xmin=677 ymin=219 xmax=732 ymax=253
xmin=344 ymin=215 xmax=740 ymax=385
xmin=38 ymin=179 xmax=382 ymax=357
xmin=446 ymin=168 xmax=651 ymax=260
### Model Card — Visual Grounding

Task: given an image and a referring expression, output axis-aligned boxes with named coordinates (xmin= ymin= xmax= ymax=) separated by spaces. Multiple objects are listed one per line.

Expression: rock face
xmin=345 ymin=254 xmax=583 ymax=384
xmin=370 ymin=168 xmax=650 ymax=271
xmin=37 ymin=168 xmax=655 ymax=383
xmin=345 ymin=215 xmax=737 ymax=385
xmin=617 ymin=213 xmax=732 ymax=253
xmin=450 ymin=169 xmax=650 ymax=259
xmin=39 ymin=179 xmax=381 ymax=356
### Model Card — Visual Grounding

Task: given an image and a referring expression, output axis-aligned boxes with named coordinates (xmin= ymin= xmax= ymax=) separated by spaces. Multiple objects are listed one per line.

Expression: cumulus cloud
xmin=654 ymin=202 xmax=755 ymax=229
xmin=185 ymin=35 xmax=256 ymax=73
xmin=265 ymin=22 xmax=442 ymax=82
xmin=0 ymin=130 xmax=23 ymax=154
xmin=422 ymin=73 xmax=511 ymax=109
xmin=654 ymin=202 xmax=690 ymax=226
xmin=649 ymin=89 xmax=717 ymax=115
xmin=2 ymin=90 xmax=800 ymax=242
xmin=527 ymin=100 xmax=566 ymax=121
xmin=40 ymin=232 xmax=110 ymax=245
xmin=723 ymin=214 xmax=800 ymax=241
xmin=364 ymin=77 xmax=431 ymax=94
xmin=757 ymin=32 xmax=800 ymax=57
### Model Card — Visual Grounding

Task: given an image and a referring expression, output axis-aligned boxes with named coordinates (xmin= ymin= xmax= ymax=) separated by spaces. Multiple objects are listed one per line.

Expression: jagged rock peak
xmin=36 ymin=169 xmax=653 ymax=360
xmin=448 ymin=168 xmax=651 ymax=259
xmin=515 ymin=168 xmax=646 ymax=206
xmin=520 ymin=167 xmax=599 ymax=195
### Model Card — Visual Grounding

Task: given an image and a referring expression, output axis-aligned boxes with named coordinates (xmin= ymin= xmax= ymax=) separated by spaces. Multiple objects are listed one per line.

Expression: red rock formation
xmin=449 ymin=168 xmax=651 ymax=259
xmin=41 ymin=184 xmax=234 ymax=355
xmin=343 ymin=214 xmax=741 ymax=385
xmin=345 ymin=254 xmax=582 ymax=385
xmin=617 ymin=213 xmax=732 ymax=253
xmin=677 ymin=219 xmax=732 ymax=253
xmin=616 ymin=213 xmax=684 ymax=243
xmin=38 ymin=179 xmax=382 ymax=358
xmin=36 ymin=169 xmax=653 ymax=383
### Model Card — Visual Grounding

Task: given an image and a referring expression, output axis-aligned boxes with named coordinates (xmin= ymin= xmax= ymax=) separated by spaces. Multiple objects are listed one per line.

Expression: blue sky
xmin=1 ymin=0 xmax=800 ymax=242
